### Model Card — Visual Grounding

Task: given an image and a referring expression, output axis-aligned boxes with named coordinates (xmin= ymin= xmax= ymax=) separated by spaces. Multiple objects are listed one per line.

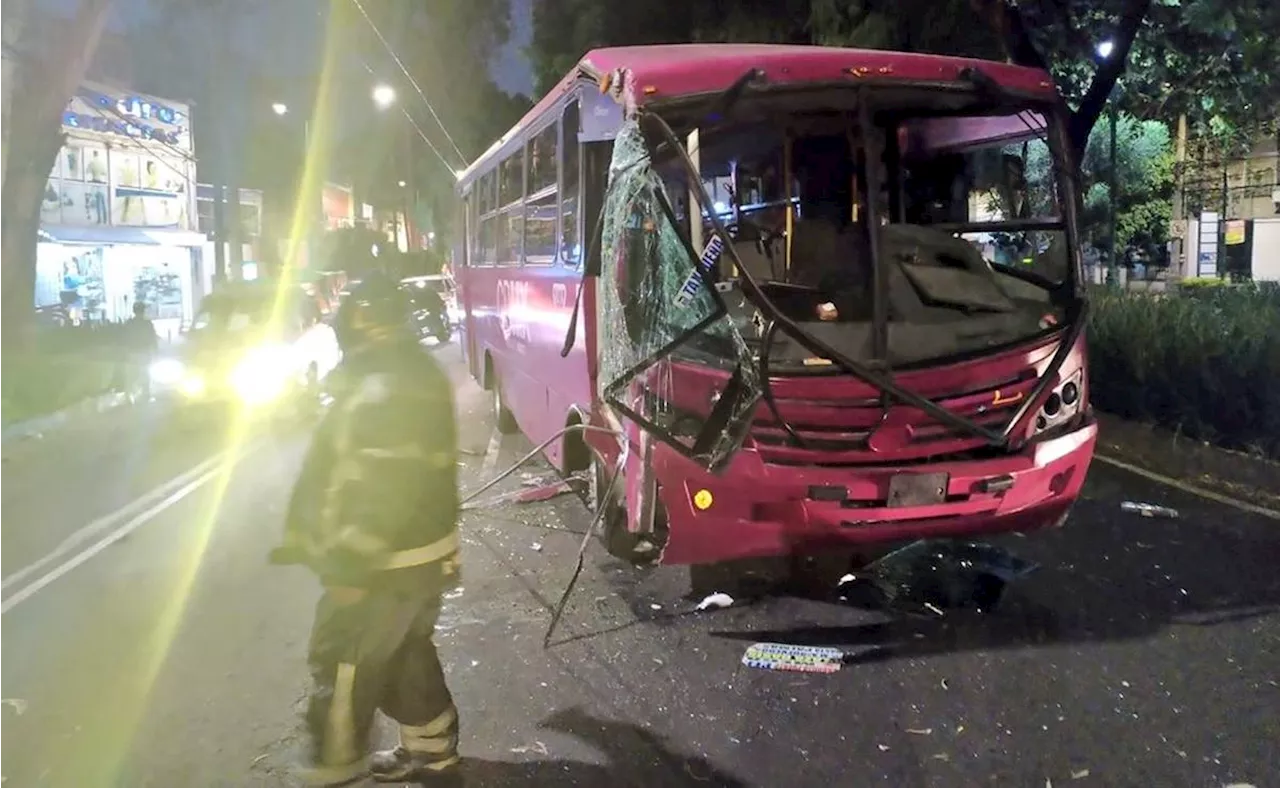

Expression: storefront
xmin=37 ymin=80 xmax=205 ymax=332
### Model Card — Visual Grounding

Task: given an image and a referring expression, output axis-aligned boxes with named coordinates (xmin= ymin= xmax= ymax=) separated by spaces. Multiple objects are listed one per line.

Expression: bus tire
xmin=492 ymin=373 xmax=518 ymax=435
xmin=591 ymin=455 xmax=660 ymax=565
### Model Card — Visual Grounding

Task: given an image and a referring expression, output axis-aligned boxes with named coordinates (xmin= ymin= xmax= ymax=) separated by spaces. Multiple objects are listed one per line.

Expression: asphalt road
xmin=2 ymin=345 xmax=1277 ymax=787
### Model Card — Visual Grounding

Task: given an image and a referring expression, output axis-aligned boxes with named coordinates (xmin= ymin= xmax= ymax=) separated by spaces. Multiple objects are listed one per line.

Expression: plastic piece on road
xmin=1120 ymin=501 xmax=1179 ymax=518
xmin=695 ymin=592 xmax=734 ymax=611
xmin=742 ymin=642 xmax=844 ymax=673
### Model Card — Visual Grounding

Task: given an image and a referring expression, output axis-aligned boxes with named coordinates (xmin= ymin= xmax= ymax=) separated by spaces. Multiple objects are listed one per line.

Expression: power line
xmin=352 ymin=54 xmax=461 ymax=176
xmin=347 ymin=0 xmax=469 ymax=168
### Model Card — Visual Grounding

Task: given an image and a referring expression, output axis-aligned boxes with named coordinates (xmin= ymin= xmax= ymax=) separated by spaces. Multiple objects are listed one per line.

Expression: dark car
xmin=400 ymin=275 xmax=453 ymax=343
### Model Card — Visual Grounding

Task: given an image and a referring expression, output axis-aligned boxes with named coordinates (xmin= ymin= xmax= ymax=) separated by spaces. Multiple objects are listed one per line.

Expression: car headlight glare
xmin=149 ymin=358 xmax=185 ymax=385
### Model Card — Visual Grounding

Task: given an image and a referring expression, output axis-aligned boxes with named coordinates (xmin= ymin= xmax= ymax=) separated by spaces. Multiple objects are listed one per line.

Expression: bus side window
xmin=497 ymin=151 xmax=524 ymax=266
xmin=458 ymin=194 xmax=470 ymax=268
xmin=559 ymin=99 xmax=581 ymax=267
xmin=477 ymin=171 xmax=496 ymax=266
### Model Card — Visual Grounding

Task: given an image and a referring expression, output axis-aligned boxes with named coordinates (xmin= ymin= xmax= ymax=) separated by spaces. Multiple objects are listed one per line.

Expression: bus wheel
xmin=591 ymin=456 xmax=660 ymax=565
xmin=492 ymin=374 xmax=518 ymax=435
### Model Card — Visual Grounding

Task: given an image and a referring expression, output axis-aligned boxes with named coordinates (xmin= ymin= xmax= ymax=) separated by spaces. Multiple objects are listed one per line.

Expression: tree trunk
xmin=1 ymin=0 xmax=114 ymax=347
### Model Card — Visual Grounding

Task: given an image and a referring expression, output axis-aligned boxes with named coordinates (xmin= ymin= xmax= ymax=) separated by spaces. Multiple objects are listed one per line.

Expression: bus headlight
xmin=1034 ymin=369 xmax=1084 ymax=435
xmin=230 ymin=345 xmax=294 ymax=406
xmin=149 ymin=358 xmax=185 ymax=385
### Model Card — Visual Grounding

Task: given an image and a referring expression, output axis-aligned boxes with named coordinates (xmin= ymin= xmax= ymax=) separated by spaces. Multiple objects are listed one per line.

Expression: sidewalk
xmin=1 ymin=389 xmax=130 ymax=444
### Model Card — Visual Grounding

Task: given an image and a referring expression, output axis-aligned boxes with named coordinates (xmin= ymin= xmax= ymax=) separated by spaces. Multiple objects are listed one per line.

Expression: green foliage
xmin=529 ymin=0 xmax=1279 ymax=154
xmin=1071 ymin=114 xmax=1176 ymax=252
xmin=0 ymin=323 xmax=139 ymax=425
xmin=1087 ymin=283 xmax=1280 ymax=458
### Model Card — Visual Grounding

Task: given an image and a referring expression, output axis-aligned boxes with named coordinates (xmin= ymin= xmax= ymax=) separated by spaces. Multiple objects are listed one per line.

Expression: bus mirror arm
xmin=641 ymin=109 xmax=1028 ymax=449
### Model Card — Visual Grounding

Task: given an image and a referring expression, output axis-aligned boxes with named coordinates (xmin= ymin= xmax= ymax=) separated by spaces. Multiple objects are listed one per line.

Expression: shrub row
xmin=1 ymin=323 xmax=140 ymax=426
xmin=1087 ymin=282 xmax=1280 ymax=459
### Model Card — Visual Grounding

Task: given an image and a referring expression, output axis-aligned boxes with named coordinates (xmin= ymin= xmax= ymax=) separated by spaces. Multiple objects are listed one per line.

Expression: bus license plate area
xmin=887 ymin=472 xmax=950 ymax=508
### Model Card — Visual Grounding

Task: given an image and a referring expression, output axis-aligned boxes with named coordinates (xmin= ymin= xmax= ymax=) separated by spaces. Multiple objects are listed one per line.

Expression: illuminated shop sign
xmin=61 ymin=86 xmax=190 ymax=149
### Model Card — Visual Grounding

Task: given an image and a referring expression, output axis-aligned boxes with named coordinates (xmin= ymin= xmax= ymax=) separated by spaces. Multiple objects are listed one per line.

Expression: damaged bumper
xmin=651 ymin=418 xmax=1097 ymax=565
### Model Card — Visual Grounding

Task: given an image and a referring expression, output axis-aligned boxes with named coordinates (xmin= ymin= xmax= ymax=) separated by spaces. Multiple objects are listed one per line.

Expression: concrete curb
xmin=2 ymin=391 xmax=129 ymax=445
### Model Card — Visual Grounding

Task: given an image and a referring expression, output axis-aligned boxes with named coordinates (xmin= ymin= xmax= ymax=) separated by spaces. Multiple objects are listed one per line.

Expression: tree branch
xmin=32 ymin=0 xmax=114 ymax=131
xmin=968 ymin=0 xmax=1050 ymax=70
xmin=1068 ymin=0 xmax=1154 ymax=152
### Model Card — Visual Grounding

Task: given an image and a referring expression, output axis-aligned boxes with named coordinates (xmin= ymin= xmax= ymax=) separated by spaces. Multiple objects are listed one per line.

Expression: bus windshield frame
xmin=599 ymin=79 xmax=1086 ymax=461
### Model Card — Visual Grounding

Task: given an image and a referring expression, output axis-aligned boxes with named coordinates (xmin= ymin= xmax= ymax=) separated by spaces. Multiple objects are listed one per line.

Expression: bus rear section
xmin=574 ymin=46 xmax=1096 ymax=566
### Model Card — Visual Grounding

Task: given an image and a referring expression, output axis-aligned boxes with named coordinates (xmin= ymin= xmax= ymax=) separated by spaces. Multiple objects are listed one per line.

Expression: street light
xmin=271 ymin=102 xmax=288 ymax=116
xmin=372 ymin=84 xmax=396 ymax=109
xmin=1098 ymin=39 xmax=1119 ymax=285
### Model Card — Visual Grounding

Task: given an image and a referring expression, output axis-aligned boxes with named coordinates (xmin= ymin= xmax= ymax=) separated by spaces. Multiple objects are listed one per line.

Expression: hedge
xmin=1 ymin=323 xmax=137 ymax=427
xmin=1087 ymin=281 xmax=1280 ymax=459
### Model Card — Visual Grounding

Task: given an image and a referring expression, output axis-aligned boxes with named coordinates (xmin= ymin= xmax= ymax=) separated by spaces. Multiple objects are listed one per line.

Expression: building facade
xmin=37 ymin=81 xmax=206 ymax=335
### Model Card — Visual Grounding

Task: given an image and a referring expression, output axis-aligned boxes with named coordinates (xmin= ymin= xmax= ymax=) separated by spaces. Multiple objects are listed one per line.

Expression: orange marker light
xmin=692 ymin=489 xmax=714 ymax=511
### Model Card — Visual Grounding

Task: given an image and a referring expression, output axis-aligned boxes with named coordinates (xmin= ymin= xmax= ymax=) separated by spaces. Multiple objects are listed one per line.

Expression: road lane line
xmin=1095 ymin=453 xmax=1280 ymax=521
xmin=1 ymin=451 xmax=231 ymax=591
xmin=1 ymin=467 xmax=222 ymax=615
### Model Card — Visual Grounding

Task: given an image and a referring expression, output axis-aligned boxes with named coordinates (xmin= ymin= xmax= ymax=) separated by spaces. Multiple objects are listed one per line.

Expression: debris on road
xmin=1071 ymin=769 xmax=1090 ymax=779
xmin=1 ymin=699 xmax=27 ymax=716
xmin=1120 ymin=501 xmax=1179 ymax=518
xmin=531 ymin=542 xmax=544 ymax=552
xmin=510 ymin=741 xmax=550 ymax=756
xmin=855 ymin=539 xmax=1039 ymax=614
xmin=742 ymin=642 xmax=844 ymax=674
xmin=906 ymin=728 xmax=933 ymax=736
xmin=695 ymin=592 xmax=734 ymax=611
xmin=877 ymin=744 xmax=890 ymax=752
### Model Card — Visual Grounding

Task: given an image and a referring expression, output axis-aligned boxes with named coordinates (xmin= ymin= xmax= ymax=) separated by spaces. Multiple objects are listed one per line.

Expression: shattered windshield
xmin=654 ymin=99 xmax=1072 ymax=369
xmin=596 ymin=121 xmax=762 ymax=471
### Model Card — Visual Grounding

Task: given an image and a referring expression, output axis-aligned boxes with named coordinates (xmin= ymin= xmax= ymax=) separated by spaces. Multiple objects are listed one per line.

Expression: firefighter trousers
xmin=305 ymin=588 xmax=458 ymax=772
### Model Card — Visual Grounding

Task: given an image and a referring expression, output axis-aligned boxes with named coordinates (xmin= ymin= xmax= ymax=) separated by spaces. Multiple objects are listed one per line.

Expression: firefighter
xmin=271 ymin=273 xmax=463 ymax=786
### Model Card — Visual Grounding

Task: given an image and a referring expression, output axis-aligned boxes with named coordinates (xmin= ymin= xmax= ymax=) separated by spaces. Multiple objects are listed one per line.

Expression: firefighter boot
xmin=368 ymin=746 xmax=462 ymax=784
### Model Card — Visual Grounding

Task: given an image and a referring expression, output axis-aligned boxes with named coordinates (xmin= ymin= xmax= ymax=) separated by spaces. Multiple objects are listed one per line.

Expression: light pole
xmin=1097 ymin=40 xmax=1119 ymax=285
xmin=272 ymin=101 xmax=316 ymax=271
xmin=372 ymin=85 xmax=417 ymax=253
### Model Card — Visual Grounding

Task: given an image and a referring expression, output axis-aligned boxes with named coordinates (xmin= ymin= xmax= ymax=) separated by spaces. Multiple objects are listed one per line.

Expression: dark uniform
xmin=125 ymin=301 xmax=159 ymax=401
xmin=271 ymin=275 xmax=463 ymax=786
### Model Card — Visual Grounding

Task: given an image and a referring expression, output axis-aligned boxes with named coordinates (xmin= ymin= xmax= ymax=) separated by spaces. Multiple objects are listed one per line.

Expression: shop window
xmin=525 ymin=191 xmax=557 ymax=264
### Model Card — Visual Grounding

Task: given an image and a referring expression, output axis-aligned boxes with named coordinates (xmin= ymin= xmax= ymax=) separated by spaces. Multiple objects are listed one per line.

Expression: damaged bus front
xmin=580 ymin=48 xmax=1097 ymax=566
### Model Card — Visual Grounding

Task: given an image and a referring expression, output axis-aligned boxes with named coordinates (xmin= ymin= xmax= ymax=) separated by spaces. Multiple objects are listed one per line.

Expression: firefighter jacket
xmin=274 ymin=339 xmax=460 ymax=595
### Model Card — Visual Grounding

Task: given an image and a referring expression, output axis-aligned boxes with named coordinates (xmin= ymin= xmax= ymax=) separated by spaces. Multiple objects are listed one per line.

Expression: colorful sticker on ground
xmin=742 ymin=642 xmax=845 ymax=673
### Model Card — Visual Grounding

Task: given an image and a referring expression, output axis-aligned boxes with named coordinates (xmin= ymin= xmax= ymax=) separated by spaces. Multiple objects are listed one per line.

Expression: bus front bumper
xmin=650 ymin=420 xmax=1098 ymax=565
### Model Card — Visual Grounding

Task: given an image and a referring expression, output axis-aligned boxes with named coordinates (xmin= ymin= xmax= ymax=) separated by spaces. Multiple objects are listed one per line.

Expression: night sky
xmin=42 ymin=0 xmax=536 ymax=98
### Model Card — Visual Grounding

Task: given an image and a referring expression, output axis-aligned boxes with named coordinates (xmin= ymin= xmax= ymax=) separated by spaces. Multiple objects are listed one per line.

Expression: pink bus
xmin=454 ymin=45 xmax=1096 ymax=568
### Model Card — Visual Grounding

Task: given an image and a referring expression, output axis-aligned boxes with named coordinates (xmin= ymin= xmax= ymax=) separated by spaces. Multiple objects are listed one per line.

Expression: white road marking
xmin=1 ymin=466 xmax=222 ymax=615
xmin=1 ymin=451 xmax=232 ymax=592
xmin=1095 ymin=453 xmax=1280 ymax=521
